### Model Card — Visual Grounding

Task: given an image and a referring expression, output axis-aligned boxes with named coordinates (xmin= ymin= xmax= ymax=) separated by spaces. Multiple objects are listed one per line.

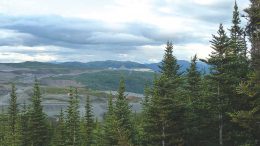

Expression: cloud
xmin=0 ymin=52 xmax=58 ymax=63
xmin=0 ymin=0 xmax=250 ymax=63
xmin=125 ymin=43 xmax=213 ymax=63
xmin=0 ymin=16 xmax=154 ymax=47
xmin=0 ymin=15 xmax=213 ymax=47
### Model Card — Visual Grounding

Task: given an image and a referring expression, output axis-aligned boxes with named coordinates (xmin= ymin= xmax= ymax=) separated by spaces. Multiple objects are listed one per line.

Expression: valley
xmin=0 ymin=60 xmax=208 ymax=118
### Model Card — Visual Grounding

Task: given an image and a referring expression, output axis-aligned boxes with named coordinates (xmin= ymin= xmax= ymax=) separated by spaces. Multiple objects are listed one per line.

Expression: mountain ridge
xmin=1 ymin=60 xmax=209 ymax=72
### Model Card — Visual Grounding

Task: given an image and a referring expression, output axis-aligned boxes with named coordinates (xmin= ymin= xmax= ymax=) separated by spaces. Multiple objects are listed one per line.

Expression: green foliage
xmin=186 ymin=55 xmax=201 ymax=101
xmin=159 ymin=41 xmax=180 ymax=78
xmin=230 ymin=0 xmax=246 ymax=54
xmin=103 ymin=93 xmax=118 ymax=146
xmin=92 ymin=119 xmax=104 ymax=146
xmin=229 ymin=0 xmax=249 ymax=84
xmin=0 ymin=110 xmax=8 ymax=146
xmin=183 ymin=55 xmax=205 ymax=145
xmin=20 ymin=103 xmax=31 ymax=146
xmin=0 ymin=1 xmax=259 ymax=146
xmin=65 ymin=88 xmax=81 ymax=146
xmin=229 ymin=73 xmax=260 ymax=145
xmin=7 ymin=83 xmax=20 ymax=146
xmin=53 ymin=109 xmax=66 ymax=146
xmin=203 ymin=23 xmax=239 ymax=145
xmin=144 ymin=42 xmax=185 ymax=146
xmin=245 ymin=0 xmax=260 ymax=72
xmin=113 ymin=78 xmax=136 ymax=146
xmin=51 ymin=70 xmax=155 ymax=93
xmin=83 ymin=96 xmax=94 ymax=146
xmin=73 ymin=70 xmax=155 ymax=93
xmin=29 ymin=79 xmax=50 ymax=146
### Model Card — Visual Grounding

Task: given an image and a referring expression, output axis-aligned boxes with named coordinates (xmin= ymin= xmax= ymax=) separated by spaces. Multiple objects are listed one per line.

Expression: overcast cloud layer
xmin=0 ymin=0 xmax=250 ymax=63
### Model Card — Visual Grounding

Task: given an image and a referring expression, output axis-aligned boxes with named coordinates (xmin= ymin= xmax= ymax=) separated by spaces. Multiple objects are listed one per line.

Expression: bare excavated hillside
xmin=0 ymin=62 xmax=147 ymax=118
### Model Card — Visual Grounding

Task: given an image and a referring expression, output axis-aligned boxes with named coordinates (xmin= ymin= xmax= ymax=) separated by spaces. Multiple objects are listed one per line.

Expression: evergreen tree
xmin=144 ymin=42 xmax=185 ymax=146
xmin=114 ymin=78 xmax=135 ymax=146
xmin=223 ymin=2 xmax=253 ymax=144
xmin=84 ymin=95 xmax=94 ymax=146
xmin=65 ymin=88 xmax=81 ymax=146
xmin=142 ymin=85 xmax=151 ymax=109
xmin=0 ymin=113 xmax=4 ymax=145
xmin=230 ymin=0 xmax=247 ymax=55
xmin=228 ymin=1 xmax=260 ymax=145
xmin=183 ymin=55 xmax=204 ymax=146
xmin=245 ymin=0 xmax=260 ymax=74
xmin=103 ymin=93 xmax=118 ymax=145
xmin=202 ymin=24 xmax=238 ymax=145
xmin=92 ymin=118 xmax=104 ymax=146
xmin=229 ymin=73 xmax=260 ymax=145
xmin=227 ymin=0 xmax=250 ymax=110
xmin=186 ymin=55 xmax=201 ymax=103
xmin=7 ymin=83 xmax=20 ymax=146
xmin=0 ymin=108 xmax=8 ymax=146
xmin=0 ymin=2 xmax=257 ymax=146
xmin=29 ymin=78 xmax=49 ymax=146
xmin=159 ymin=41 xmax=180 ymax=78
xmin=198 ymin=75 xmax=220 ymax=145
xmin=228 ymin=1 xmax=249 ymax=89
xmin=20 ymin=103 xmax=31 ymax=146
xmin=53 ymin=109 xmax=66 ymax=146
xmin=138 ymin=85 xmax=151 ymax=146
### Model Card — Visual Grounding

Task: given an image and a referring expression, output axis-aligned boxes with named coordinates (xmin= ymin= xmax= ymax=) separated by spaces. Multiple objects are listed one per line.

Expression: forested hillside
xmin=0 ymin=1 xmax=259 ymax=146
xmin=0 ymin=59 xmax=208 ymax=93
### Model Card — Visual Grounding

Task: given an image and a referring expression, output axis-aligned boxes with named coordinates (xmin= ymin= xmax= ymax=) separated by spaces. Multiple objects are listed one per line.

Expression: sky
xmin=0 ymin=0 xmax=250 ymax=63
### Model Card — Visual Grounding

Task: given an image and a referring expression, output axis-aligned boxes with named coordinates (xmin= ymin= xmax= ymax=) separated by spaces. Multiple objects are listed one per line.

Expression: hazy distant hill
xmin=60 ymin=60 xmax=147 ymax=69
xmin=1 ymin=60 xmax=209 ymax=73
xmin=144 ymin=60 xmax=209 ymax=73
xmin=0 ymin=60 xmax=209 ymax=93
xmin=60 ymin=60 xmax=209 ymax=72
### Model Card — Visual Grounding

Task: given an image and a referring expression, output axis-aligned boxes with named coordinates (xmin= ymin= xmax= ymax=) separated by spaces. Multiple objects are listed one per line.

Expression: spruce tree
xmin=92 ymin=118 xmax=103 ymax=146
xmin=114 ymin=78 xmax=135 ymax=146
xmin=227 ymin=0 xmax=249 ymax=108
xmin=230 ymin=73 xmax=260 ymax=145
xmin=186 ymin=55 xmax=201 ymax=103
xmin=65 ymin=88 xmax=81 ymax=146
xmin=0 ymin=108 xmax=8 ymax=146
xmin=84 ymin=95 xmax=94 ymax=146
xmin=183 ymin=55 xmax=204 ymax=145
xmin=202 ymin=24 xmax=235 ymax=146
xmin=222 ymin=2 xmax=253 ymax=144
xmin=144 ymin=41 xmax=184 ymax=146
xmin=228 ymin=1 xmax=260 ymax=145
xmin=103 ymin=93 xmax=118 ymax=145
xmin=138 ymin=85 xmax=151 ymax=146
xmin=228 ymin=1 xmax=249 ymax=87
xmin=230 ymin=0 xmax=247 ymax=55
xmin=0 ymin=113 xmax=4 ymax=145
xmin=20 ymin=103 xmax=30 ymax=146
xmin=53 ymin=109 xmax=66 ymax=146
xmin=8 ymin=83 xmax=20 ymax=146
xmin=29 ymin=78 xmax=49 ymax=146
xmin=245 ymin=0 xmax=260 ymax=74
xmin=159 ymin=41 xmax=180 ymax=78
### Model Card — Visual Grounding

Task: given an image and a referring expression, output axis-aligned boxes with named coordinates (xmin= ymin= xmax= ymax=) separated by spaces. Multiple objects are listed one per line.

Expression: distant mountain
xmin=0 ymin=60 xmax=209 ymax=93
xmin=60 ymin=60 xmax=209 ymax=73
xmin=1 ymin=61 xmax=64 ymax=69
xmin=1 ymin=60 xmax=209 ymax=73
xmin=60 ymin=60 xmax=147 ymax=69
xmin=145 ymin=60 xmax=209 ymax=73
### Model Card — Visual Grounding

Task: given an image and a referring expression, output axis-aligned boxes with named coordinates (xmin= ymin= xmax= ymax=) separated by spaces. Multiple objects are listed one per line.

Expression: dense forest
xmin=0 ymin=1 xmax=259 ymax=146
